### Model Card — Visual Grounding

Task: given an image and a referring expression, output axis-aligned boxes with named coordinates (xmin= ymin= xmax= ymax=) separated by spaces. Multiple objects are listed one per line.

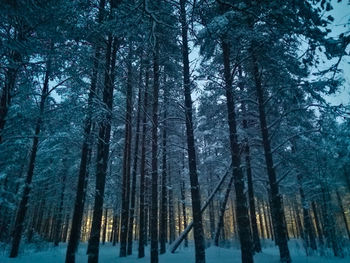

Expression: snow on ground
xmin=0 ymin=240 xmax=349 ymax=263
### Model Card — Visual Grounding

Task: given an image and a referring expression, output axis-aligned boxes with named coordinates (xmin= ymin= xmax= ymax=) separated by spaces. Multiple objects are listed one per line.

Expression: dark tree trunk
xmin=127 ymin=67 xmax=143 ymax=256
xmin=245 ymin=142 xmax=261 ymax=252
xmin=159 ymin=89 xmax=168 ymax=254
xmin=311 ymin=201 xmax=324 ymax=246
xmin=214 ymin=173 xmax=234 ymax=246
xmin=241 ymin=85 xmax=261 ymax=252
xmin=297 ymin=174 xmax=317 ymax=252
xmin=86 ymin=35 xmax=118 ymax=263
xmin=180 ymin=174 xmax=188 ymax=247
xmin=120 ymin=45 xmax=133 ymax=258
xmin=114 ymin=215 xmax=120 ymax=245
xmin=251 ymin=50 xmax=290 ymax=262
xmin=293 ymin=202 xmax=302 ymax=240
xmin=321 ymin=186 xmax=343 ymax=257
xmin=138 ymin=60 xmax=149 ymax=259
xmin=150 ymin=35 xmax=160 ymax=263
xmin=207 ymin=169 xmax=216 ymax=241
xmin=230 ymin=198 xmax=238 ymax=238
xmin=170 ymin=163 xmax=232 ymax=253
xmin=209 ymin=194 xmax=216 ymax=240
xmin=336 ymin=191 xmax=350 ymax=240
xmin=168 ymin=167 xmax=176 ymax=243
xmin=144 ymin=174 xmax=150 ymax=246
xmin=54 ymin=160 xmax=68 ymax=246
xmin=9 ymin=52 xmax=52 ymax=258
xmin=180 ymin=1 xmax=206 ymax=262
xmin=65 ymin=1 xmax=106 ymax=262
xmin=221 ymin=40 xmax=253 ymax=263
xmin=102 ymin=209 xmax=108 ymax=245
xmin=62 ymin=215 xmax=69 ymax=242
xmin=265 ymin=202 xmax=275 ymax=240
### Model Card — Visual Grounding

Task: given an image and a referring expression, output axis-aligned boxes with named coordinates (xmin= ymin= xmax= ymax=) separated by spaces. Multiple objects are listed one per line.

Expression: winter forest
xmin=1 ymin=0 xmax=350 ymax=263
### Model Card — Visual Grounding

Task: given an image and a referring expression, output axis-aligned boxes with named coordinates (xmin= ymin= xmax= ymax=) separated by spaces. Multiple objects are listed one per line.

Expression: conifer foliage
xmin=0 ymin=1 xmax=349 ymax=263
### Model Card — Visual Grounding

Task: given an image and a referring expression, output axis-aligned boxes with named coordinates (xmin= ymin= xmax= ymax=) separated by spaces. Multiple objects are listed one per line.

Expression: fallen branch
xmin=169 ymin=162 xmax=232 ymax=253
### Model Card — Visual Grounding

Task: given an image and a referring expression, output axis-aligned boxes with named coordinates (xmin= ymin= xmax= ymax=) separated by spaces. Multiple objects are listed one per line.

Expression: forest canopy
xmin=0 ymin=1 xmax=349 ymax=263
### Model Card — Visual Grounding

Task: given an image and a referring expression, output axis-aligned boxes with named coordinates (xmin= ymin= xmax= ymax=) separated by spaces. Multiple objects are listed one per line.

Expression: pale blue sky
xmin=325 ymin=0 xmax=350 ymax=105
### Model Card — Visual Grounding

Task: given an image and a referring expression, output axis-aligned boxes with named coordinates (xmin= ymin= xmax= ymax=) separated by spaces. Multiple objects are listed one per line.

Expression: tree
xmin=179 ymin=1 xmax=206 ymax=262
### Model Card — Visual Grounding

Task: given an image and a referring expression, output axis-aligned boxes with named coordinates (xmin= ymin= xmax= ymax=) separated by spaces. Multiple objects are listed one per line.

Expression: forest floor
xmin=0 ymin=239 xmax=349 ymax=263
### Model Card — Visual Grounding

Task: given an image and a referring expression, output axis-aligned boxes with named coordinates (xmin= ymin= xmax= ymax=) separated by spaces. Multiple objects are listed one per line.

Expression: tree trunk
xmin=138 ymin=59 xmax=149 ymax=259
xmin=241 ymin=85 xmax=261 ymax=252
xmin=297 ymin=174 xmax=317 ymax=253
xmin=150 ymin=33 xmax=160 ymax=263
xmin=127 ymin=66 xmax=143 ymax=256
xmin=251 ymin=49 xmax=290 ymax=262
xmin=293 ymin=202 xmax=302 ymax=240
xmin=86 ymin=35 xmax=118 ymax=263
xmin=144 ymin=174 xmax=150 ymax=246
xmin=168 ymin=167 xmax=176 ymax=243
xmin=258 ymin=200 xmax=265 ymax=239
xmin=102 ymin=209 xmax=108 ymax=245
xmin=311 ymin=201 xmax=324 ymax=246
xmin=180 ymin=173 xmax=188 ymax=247
xmin=119 ymin=44 xmax=133 ymax=258
xmin=214 ymin=173 xmax=234 ymax=246
xmin=65 ymin=1 xmax=106 ymax=262
xmin=180 ymin=1 xmax=206 ymax=262
xmin=170 ymin=163 xmax=232 ymax=253
xmin=159 ymin=89 xmax=168 ymax=254
xmin=245 ymin=143 xmax=261 ymax=252
xmin=10 ymin=52 xmax=52 ymax=258
xmin=336 ymin=191 xmax=350 ymax=240
xmin=221 ymin=39 xmax=253 ymax=263
xmin=54 ymin=159 xmax=68 ymax=246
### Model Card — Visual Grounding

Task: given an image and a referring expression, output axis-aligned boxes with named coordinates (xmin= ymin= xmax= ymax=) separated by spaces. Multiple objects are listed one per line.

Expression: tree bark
xmin=170 ymin=163 xmax=232 ymax=253
xmin=127 ymin=64 xmax=143 ymax=256
xmin=119 ymin=44 xmax=134 ymax=258
xmin=168 ymin=167 xmax=176 ymax=243
xmin=180 ymin=173 xmax=188 ymax=247
xmin=180 ymin=1 xmax=206 ymax=262
xmin=54 ymin=158 xmax=68 ymax=246
xmin=159 ymin=88 xmax=168 ymax=254
xmin=251 ymin=49 xmax=291 ymax=262
xmin=138 ymin=60 xmax=149 ymax=259
xmin=65 ymin=1 xmax=106 ymax=262
xmin=221 ymin=39 xmax=253 ymax=263
xmin=214 ymin=173 xmax=234 ymax=246
xmin=150 ymin=34 xmax=160 ymax=263
xmin=311 ymin=201 xmax=324 ymax=246
xmin=86 ymin=35 xmax=118 ymax=263
xmin=245 ymin=138 xmax=261 ymax=252
xmin=297 ymin=174 xmax=317 ymax=252
xmin=10 ymin=50 xmax=52 ymax=258
xmin=321 ymin=186 xmax=343 ymax=257
xmin=336 ymin=191 xmax=350 ymax=240
xmin=102 ymin=209 xmax=108 ymax=245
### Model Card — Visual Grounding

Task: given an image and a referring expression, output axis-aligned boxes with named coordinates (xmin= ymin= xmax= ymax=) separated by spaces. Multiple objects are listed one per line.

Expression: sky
xmin=324 ymin=0 xmax=350 ymax=105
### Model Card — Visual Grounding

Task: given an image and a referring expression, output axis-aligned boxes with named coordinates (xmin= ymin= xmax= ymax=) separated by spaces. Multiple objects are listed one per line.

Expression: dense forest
xmin=0 ymin=1 xmax=350 ymax=263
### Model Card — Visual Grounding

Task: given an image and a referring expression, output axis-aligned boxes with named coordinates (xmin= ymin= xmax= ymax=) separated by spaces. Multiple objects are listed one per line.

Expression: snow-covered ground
xmin=0 ymin=240 xmax=349 ymax=263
